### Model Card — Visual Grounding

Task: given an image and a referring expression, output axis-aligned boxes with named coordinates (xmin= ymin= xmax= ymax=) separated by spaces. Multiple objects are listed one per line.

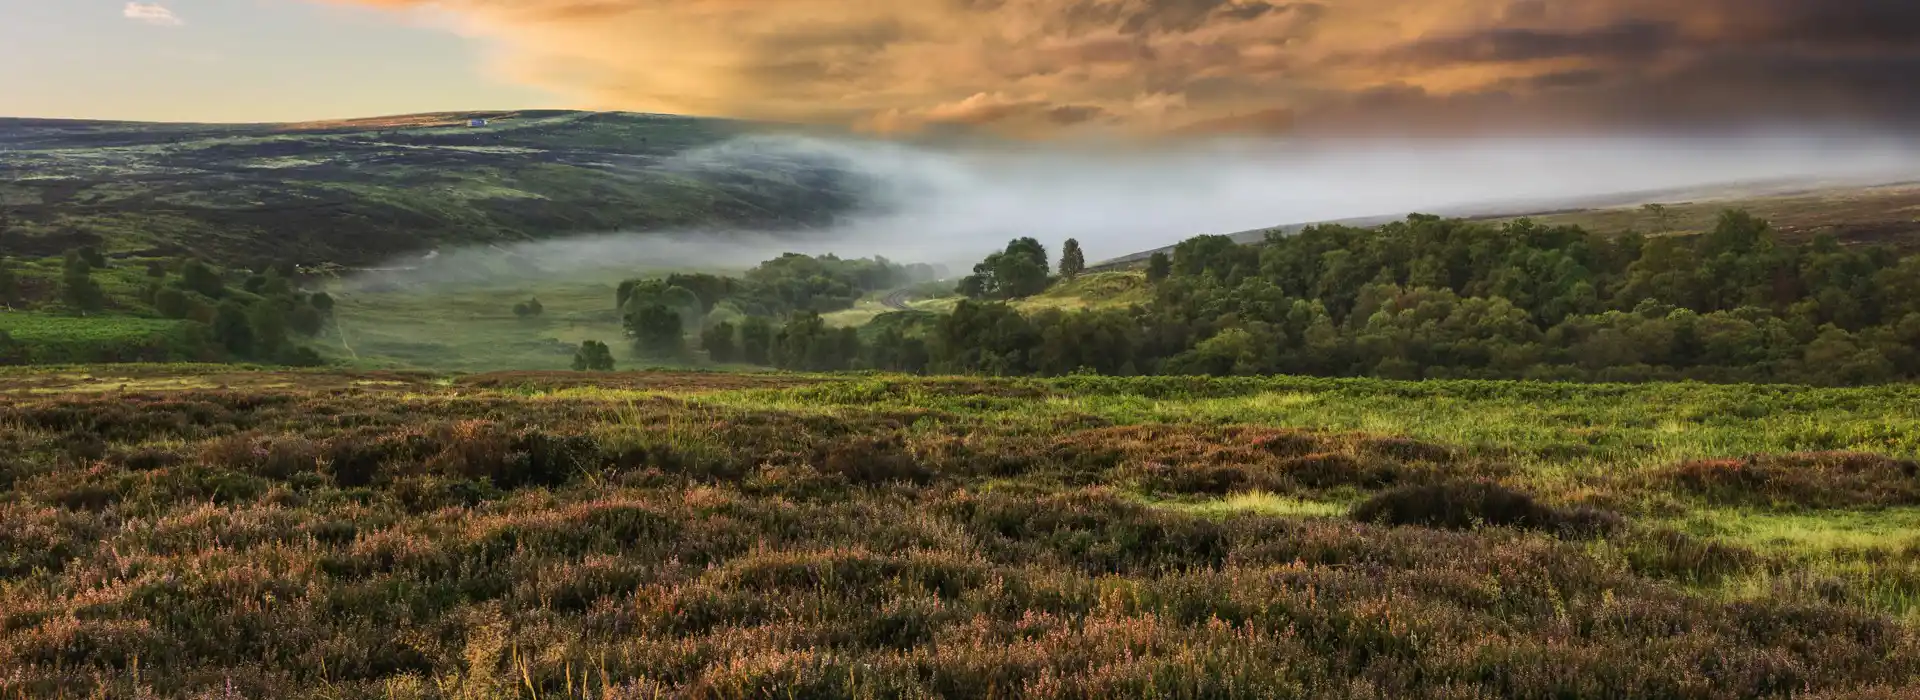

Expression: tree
xmin=155 ymin=288 xmax=193 ymax=319
xmin=620 ymin=280 xmax=702 ymax=329
xmin=1642 ymin=203 xmax=1677 ymax=232
xmin=77 ymin=246 xmax=107 ymax=269
xmin=702 ymin=321 xmax=738 ymax=363
xmin=1059 ymin=238 xmax=1087 ymax=279
xmin=740 ymin=316 xmax=774 ymax=365
xmin=61 ymin=253 xmax=104 ymax=314
xmin=772 ymin=312 xmax=850 ymax=371
xmin=181 ymin=259 xmax=225 ymax=298
xmin=146 ymin=261 xmax=169 ymax=278
xmin=865 ymin=325 xmax=931 ymax=373
xmin=513 ymin=297 xmax=545 ymax=318
xmin=0 ymin=258 xmax=17 ymax=307
xmin=213 ymin=301 xmax=255 ymax=357
xmin=308 ymin=291 xmax=335 ymax=315
xmin=626 ymin=303 xmax=684 ymax=358
xmin=959 ymin=238 xmax=1052 ymax=300
xmin=289 ymin=304 xmax=325 ymax=336
xmin=0 ymin=330 xmax=25 ymax=365
xmin=250 ymin=300 xmax=290 ymax=359
xmin=665 ymin=273 xmax=738 ymax=313
xmin=572 ymin=340 xmax=616 ymax=371
xmin=1146 ymin=252 xmax=1172 ymax=283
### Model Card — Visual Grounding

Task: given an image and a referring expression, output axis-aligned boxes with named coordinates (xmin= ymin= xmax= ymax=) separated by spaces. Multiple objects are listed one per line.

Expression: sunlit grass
xmin=1679 ymin=507 xmax=1920 ymax=554
xmin=1157 ymin=491 xmax=1349 ymax=519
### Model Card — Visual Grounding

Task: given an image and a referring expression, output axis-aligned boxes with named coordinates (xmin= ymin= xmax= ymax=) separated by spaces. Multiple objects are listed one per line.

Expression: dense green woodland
xmin=631 ymin=211 xmax=1920 ymax=386
xmin=9 ymin=207 xmax=1919 ymax=386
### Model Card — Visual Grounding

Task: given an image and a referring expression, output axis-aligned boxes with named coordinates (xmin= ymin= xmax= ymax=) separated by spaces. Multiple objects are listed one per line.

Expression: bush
xmin=572 ymin=340 xmax=615 ymax=371
xmin=1351 ymin=480 xmax=1624 ymax=539
xmin=1622 ymin=527 xmax=1758 ymax=584
xmin=819 ymin=436 xmax=933 ymax=485
xmin=1665 ymin=452 xmax=1920 ymax=508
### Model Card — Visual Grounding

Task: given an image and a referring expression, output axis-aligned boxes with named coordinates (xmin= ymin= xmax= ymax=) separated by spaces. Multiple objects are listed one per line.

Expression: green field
xmin=3 ymin=367 xmax=1920 ymax=697
xmin=323 ymin=276 xmax=653 ymax=371
xmin=0 ymin=313 xmax=192 ymax=364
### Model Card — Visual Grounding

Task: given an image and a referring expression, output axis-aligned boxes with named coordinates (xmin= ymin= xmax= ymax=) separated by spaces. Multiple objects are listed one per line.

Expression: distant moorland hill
xmin=0 ymin=111 xmax=872 ymax=267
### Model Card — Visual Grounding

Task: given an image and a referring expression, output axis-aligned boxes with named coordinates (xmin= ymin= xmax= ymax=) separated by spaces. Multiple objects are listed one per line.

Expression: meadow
xmin=4 ymin=366 xmax=1920 ymax=698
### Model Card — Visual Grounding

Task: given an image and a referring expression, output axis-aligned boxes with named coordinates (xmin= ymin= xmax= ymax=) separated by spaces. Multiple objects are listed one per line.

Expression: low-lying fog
xmin=347 ymin=130 xmax=1920 ymax=290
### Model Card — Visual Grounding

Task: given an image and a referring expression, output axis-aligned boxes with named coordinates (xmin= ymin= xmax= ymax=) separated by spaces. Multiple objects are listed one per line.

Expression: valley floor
xmin=4 ymin=367 xmax=1920 ymax=698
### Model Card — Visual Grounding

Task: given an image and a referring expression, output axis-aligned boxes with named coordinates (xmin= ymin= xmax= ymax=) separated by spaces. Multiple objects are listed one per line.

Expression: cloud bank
xmin=319 ymin=0 xmax=1920 ymax=136
xmin=124 ymin=2 xmax=184 ymax=26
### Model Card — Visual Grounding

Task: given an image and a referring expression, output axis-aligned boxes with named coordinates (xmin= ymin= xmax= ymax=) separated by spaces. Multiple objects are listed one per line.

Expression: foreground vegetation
xmin=4 ymin=367 xmax=1920 ymax=698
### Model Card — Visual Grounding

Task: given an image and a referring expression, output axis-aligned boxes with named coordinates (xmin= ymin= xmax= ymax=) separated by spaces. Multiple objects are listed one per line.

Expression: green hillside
xmin=0 ymin=111 xmax=868 ymax=267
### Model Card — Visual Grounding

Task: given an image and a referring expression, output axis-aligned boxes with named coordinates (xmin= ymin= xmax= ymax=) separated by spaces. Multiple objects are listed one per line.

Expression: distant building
xmin=467 ymin=118 xmax=489 ymax=128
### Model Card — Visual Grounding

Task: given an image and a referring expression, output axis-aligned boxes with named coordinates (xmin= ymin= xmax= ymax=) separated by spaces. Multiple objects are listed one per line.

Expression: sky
xmin=0 ymin=0 xmax=558 ymax=122
xmin=4 ymin=0 xmax=1919 ymax=135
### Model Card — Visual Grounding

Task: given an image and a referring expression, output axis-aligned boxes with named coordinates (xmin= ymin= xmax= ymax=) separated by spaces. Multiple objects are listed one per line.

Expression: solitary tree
xmin=1060 ymin=239 xmax=1087 ymax=279
xmin=1642 ymin=203 xmax=1678 ymax=232
xmin=308 ymin=291 xmax=335 ymax=315
xmin=513 ymin=297 xmax=545 ymax=318
xmin=572 ymin=340 xmax=616 ymax=371
xmin=959 ymin=237 xmax=1053 ymax=300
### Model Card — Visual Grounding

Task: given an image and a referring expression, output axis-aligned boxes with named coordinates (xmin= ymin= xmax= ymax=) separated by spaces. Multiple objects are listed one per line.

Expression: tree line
xmin=0 ymin=249 xmax=334 ymax=366
xmin=596 ymin=212 xmax=1920 ymax=386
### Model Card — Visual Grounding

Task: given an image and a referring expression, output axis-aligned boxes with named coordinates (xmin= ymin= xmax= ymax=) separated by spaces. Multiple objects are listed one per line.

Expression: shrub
xmin=1665 ymin=452 xmax=1920 ymax=508
xmin=199 ymin=434 xmax=322 ymax=480
xmin=819 ymin=436 xmax=933 ymax=485
xmin=1622 ymin=527 xmax=1758 ymax=584
xmin=1351 ymin=480 xmax=1624 ymax=538
xmin=1280 ymin=451 xmax=1402 ymax=489
xmin=572 ymin=340 xmax=615 ymax=371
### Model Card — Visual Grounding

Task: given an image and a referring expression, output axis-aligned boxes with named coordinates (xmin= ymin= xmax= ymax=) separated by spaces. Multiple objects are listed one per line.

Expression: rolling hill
xmin=0 ymin=111 xmax=875 ymax=268
xmin=1095 ymin=178 xmax=1920 ymax=269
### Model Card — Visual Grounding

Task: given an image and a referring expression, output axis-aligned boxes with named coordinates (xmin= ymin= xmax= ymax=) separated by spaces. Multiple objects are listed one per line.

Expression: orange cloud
xmin=317 ymin=0 xmax=1920 ymax=136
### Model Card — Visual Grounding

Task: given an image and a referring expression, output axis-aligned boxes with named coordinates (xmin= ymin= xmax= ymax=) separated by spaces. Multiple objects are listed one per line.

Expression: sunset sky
xmin=5 ymin=0 xmax=1918 ymax=135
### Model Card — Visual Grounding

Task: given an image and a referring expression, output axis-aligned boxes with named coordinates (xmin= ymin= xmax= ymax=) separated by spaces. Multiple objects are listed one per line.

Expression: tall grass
xmin=1 ymin=367 xmax=1918 ymax=697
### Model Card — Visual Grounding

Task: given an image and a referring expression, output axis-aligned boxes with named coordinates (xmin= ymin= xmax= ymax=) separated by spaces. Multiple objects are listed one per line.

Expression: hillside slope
xmin=0 ymin=111 xmax=872 ymax=267
xmin=1095 ymin=179 xmax=1920 ymax=269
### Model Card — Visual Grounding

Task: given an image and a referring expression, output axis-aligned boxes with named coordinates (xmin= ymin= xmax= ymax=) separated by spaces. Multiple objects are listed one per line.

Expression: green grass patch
xmin=1016 ymin=271 xmax=1151 ymax=312
xmin=1679 ymin=507 xmax=1920 ymax=554
xmin=1157 ymin=491 xmax=1349 ymax=518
